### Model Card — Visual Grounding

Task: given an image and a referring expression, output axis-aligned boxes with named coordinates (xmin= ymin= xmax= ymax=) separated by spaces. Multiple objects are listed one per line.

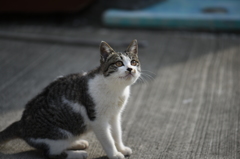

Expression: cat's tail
xmin=0 ymin=121 xmax=20 ymax=144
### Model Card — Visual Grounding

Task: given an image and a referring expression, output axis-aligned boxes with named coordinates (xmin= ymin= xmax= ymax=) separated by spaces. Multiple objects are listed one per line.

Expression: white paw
xmin=66 ymin=150 xmax=88 ymax=159
xmin=119 ymin=146 xmax=132 ymax=156
xmin=109 ymin=151 xmax=125 ymax=159
xmin=69 ymin=140 xmax=89 ymax=150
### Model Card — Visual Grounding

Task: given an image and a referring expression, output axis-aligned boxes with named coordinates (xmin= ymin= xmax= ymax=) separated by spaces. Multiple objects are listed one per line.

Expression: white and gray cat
xmin=0 ymin=39 xmax=141 ymax=159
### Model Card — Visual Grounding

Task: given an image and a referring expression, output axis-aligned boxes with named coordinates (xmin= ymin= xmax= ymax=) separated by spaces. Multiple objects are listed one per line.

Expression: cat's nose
xmin=127 ymin=68 xmax=133 ymax=72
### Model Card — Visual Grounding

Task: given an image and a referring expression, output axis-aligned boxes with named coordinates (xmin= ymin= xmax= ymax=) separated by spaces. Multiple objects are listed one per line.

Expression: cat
xmin=0 ymin=39 xmax=141 ymax=159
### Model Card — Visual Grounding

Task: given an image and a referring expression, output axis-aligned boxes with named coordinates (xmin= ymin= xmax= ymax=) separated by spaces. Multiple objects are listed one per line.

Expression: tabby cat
xmin=0 ymin=40 xmax=141 ymax=159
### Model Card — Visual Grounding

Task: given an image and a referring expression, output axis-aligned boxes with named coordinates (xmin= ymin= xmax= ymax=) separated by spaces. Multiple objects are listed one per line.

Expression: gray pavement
xmin=0 ymin=26 xmax=240 ymax=159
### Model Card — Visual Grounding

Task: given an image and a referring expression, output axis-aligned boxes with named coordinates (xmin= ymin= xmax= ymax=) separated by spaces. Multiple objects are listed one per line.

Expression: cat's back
xmin=21 ymin=70 xmax=99 ymax=122
xmin=18 ymin=73 xmax=92 ymax=138
xmin=23 ymin=73 xmax=88 ymax=112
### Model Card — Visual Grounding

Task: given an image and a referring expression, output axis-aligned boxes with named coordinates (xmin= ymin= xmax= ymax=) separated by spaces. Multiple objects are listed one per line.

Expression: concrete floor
xmin=0 ymin=26 xmax=240 ymax=159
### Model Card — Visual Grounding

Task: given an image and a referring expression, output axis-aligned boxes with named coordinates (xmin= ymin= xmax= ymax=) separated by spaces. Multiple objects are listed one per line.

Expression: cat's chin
xmin=119 ymin=74 xmax=135 ymax=80
xmin=119 ymin=74 xmax=140 ymax=85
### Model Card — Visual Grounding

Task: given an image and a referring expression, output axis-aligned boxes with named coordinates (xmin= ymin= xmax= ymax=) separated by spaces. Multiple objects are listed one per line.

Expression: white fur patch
xmin=29 ymin=138 xmax=88 ymax=158
xmin=57 ymin=75 xmax=64 ymax=78
xmin=122 ymin=56 xmax=131 ymax=68
xmin=29 ymin=138 xmax=73 ymax=155
xmin=54 ymin=75 xmax=64 ymax=81
xmin=88 ymin=74 xmax=130 ymax=119
xmin=82 ymin=72 xmax=87 ymax=76
xmin=62 ymin=97 xmax=90 ymax=129
xmin=66 ymin=150 xmax=88 ymax=159
xmin=62 ymin=97 xmax=81 ymax=113
xmin=58 ymin=128 xmax=73 ymax=138
xmin=85 ymin=60 xmax=137 ymax=157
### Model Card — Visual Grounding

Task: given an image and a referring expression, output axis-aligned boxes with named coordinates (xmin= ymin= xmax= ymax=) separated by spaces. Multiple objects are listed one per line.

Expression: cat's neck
xmin=105 ymin=79 xmax=130 ymax=93
xmin=88 ymin=73 xmax=130 ymax=96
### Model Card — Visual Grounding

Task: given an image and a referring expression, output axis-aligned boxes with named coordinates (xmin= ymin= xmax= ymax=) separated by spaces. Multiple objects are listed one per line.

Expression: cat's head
xmin=99 ymin=39 xmax=141 ymax=86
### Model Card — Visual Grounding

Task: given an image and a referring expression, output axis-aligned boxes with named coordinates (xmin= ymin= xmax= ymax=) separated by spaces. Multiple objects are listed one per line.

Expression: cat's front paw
xmin=109 ymin=152 xmax=125 ymax=159
xmin=68 ymin=140 xmax=89 ymax=150
xmin=118 ymin=146 xmax=132 ymax=156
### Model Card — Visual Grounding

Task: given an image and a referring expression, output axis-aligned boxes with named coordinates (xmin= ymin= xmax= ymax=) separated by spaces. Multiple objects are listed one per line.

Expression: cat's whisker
xmin=141 ymin=71 xmax=155 ymax=79
xmin=141 ymin=73 xmax=155 ymax=79
xmin=139 ymin=72 xmax=155 ymax=83
xmin=137 ymin=75 xmax=151 ymax=84
xmin=137 ymin=75 xmax=147 ymax=84
xmin=137 ymin=76 xmax=145 ymax=84
xmin=141 ymin=70 xmax=156 ymax=76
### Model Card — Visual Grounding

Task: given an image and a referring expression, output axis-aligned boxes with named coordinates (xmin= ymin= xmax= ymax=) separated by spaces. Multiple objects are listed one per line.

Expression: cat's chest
xmin=94 ymin=91 xmax=128 ymax=108
xmin=88 ymin=75 xmax=131 ymax=116
xmin=117 ymin=96 xmax=126 ymax=107
xmin=96 ymin=94 xmax=128 ymax=118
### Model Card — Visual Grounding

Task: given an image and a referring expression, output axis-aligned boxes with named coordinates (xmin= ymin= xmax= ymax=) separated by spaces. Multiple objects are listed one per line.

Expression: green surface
xmin=103 ymin=0 xmax=240 ymax=30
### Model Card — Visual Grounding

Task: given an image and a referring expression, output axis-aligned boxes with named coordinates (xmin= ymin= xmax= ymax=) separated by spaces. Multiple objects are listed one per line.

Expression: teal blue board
xmin=103 ymin=0 xmax=240 ymax=30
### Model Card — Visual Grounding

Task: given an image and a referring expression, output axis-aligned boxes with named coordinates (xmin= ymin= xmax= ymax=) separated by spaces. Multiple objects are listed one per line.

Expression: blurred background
xmin=0 ymin=0 xmax=239 ymax=30
xmin=0 ymin=0 xmax=240 ymax=159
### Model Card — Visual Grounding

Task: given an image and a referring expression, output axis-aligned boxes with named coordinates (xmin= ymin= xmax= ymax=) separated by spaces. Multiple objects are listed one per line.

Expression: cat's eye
xmin=115 ymin=61 xmax=124 ymax=67
xmin=131 ymin=60 xmax=138 ymax=66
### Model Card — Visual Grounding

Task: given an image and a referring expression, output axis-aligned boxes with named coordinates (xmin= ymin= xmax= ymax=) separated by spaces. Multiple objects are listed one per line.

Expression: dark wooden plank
xmin=0 ymin=45 xmax=99 ymax=112
xmin=125 ymin=35 xmax=197 ymax=159
xmin=0 ymin=40 xmax=52 ymax=88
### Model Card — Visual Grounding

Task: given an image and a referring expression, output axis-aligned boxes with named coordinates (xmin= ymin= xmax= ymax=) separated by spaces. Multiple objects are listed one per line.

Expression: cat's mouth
xmin=119 ymin=73 xmax=134 ymax=80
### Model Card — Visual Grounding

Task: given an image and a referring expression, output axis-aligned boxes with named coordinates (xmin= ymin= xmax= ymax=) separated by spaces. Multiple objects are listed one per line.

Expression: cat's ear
xmin=126 ymin=39 xmax=138 ymax=55
xmin=100 ymin=41 xmax=114 ymax=61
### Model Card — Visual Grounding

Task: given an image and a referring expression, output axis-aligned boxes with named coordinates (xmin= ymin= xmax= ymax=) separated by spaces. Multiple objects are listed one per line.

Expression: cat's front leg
xmin=92 ymin=120 xmax=125 ymax=159
xmin=110 ymin=114 xmax=132 ymax=157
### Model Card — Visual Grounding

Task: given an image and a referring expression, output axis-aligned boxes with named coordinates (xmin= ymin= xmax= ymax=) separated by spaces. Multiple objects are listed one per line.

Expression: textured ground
xmin=0 ymin=26 xmax=239 ymax=159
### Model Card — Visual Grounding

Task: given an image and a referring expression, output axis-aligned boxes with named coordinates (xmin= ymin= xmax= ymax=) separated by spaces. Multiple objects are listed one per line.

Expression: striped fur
xmin=0 ymin=40 xmax=140 ymax=159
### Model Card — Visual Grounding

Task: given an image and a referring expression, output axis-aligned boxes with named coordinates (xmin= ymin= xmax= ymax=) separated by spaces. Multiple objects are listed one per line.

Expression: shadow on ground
xmin=0 ymin=151 xmax=123 ymax=159
xmin=0 ymin=150 xmax=44 ymax=159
